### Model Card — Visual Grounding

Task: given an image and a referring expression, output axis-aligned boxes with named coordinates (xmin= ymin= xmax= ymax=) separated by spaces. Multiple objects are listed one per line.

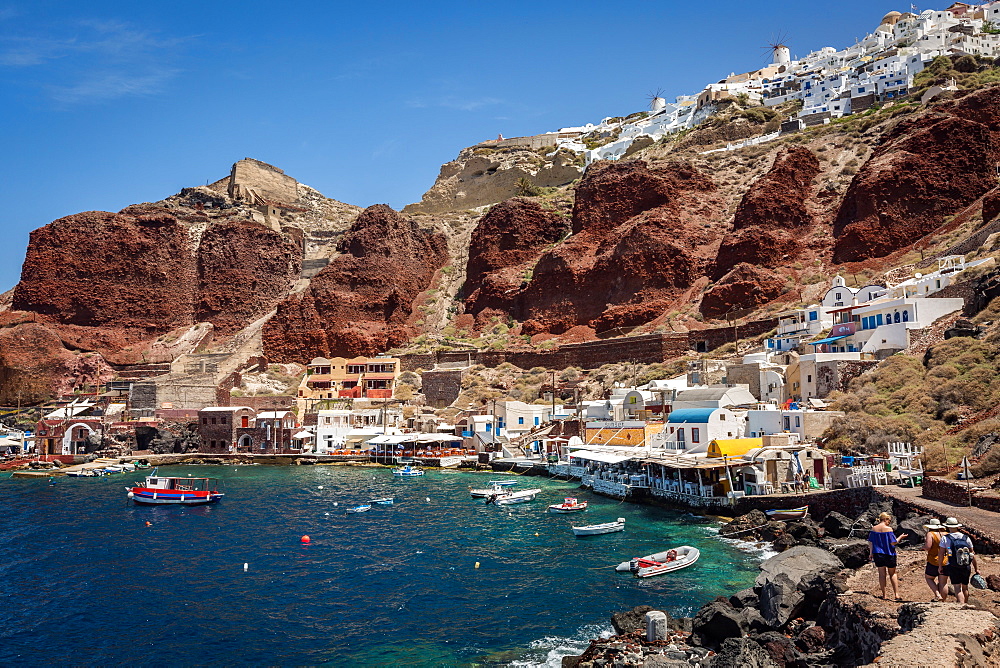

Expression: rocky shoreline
xmin=562 ymin=500 xmax=1000 ymax=667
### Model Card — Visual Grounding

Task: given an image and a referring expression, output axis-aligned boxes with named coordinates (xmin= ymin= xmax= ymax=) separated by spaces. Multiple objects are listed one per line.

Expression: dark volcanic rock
xmin=263 ymin=204 xmax=448 ymax=360
xmin=823 ymin=538 xmax=871 ymax=570
xmin=898 ymin=514 xmax=936 ymax=547
xmin=692 ymin=599 xmax=747 ymax=649
xmin=709 ymin=637 xmax=778 ymax=668
xmin=821 ymin=511 xmax=856 ymax=539
xmin=795 ymin=624 xmax=827 ymax=654
xmin=610 ymin=605 xmax=654 ymax=634
xmin=753 ymin=631 xmax=805 ymax=667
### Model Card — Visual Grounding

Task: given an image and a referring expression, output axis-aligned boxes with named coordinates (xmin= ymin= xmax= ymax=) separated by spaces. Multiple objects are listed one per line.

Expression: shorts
xmin=926 ymin=563 xmax=945 ymax=577
xmin=873 ymin=553 xmax=897 ymax=569
xmin=946 ymin=565 xmax=972 ymax=586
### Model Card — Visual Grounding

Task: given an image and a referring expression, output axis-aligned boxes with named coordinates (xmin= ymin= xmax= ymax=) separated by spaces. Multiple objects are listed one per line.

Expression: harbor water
xmin=0 ymin=466 xmax=767 ymax=666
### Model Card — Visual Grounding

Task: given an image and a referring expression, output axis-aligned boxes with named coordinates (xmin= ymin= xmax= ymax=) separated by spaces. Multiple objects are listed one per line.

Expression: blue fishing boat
xmin=126 ymin=473 xmax=224 ymax=505
xmin=348 ymin=504 xmax=372 ymax=513
xmin=392 ymin=465 xmax=424 ymax=477
xmin=371 ymin=497 xmax=394 ymax=505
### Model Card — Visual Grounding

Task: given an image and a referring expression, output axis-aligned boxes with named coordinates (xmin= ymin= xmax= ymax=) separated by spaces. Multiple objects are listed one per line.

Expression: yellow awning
xmin=707 ymin=438 xmax=763 ymax=458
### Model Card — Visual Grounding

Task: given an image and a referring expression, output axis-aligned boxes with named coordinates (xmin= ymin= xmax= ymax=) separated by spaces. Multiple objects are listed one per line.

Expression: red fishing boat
xmin=548 ymin=497 xmax=588 ymax=513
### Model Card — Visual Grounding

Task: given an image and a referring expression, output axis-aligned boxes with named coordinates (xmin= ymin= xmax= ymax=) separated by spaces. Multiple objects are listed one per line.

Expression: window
xmin=691 ymin=428 xmax=700 ymax=443
xmin=876 ymin=313 xmax=884 ymax=326
xmin=720 ymin=413 xmax=726 ymax=420
xmin=795 ymin=416 xmax=801 ymax=428
xmin=486 ymin=423 xmax=492 ymax=432
xmin=807 ymin=375 xmax=812 ymax=383
xmin=202 ymin=417 xmax=207 ymax=425
xmin=894 ymin=311 xmax=900 ymax=323
xmin=835 ymin=292 xmax=842 ymax=300
xmin=518 ymin=417 xmax=524 ymax=425
xmin=534 ymin=417 xmax=540 ymax=426
xmin=809 ymin=311 xmax=818 ymax=321
xmin=677 ymin=429 xmax=685 ymax=443
xmin=902 ymin=310 xmax=909 ymax=322
xmin=784 ymin=416 xmax=791 ymax=430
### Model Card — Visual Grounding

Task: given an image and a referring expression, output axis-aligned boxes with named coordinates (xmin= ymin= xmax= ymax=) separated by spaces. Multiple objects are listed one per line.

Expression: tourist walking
xmin=868 ymin=512 xmax=902 ymax=600
xmin=938 ymin=517 xmax=979 ymax=604
xmin=923 ymin=518 xmax=949 ymax=601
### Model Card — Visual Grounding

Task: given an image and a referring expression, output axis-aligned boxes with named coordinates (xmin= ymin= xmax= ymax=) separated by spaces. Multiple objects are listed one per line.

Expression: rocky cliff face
xmin=833 ymin=88 xmax=1000 ymax=262
xmin=462 ymin=198 xmax=571 ymax=326
xmin=404 ymin=145 xmax=583 ymax=214
xmin=262 ymin=204 xmax=448 ymax=361
xmin=460 ymin=160 xmax=722 ymax=335
xmin=196 ymin=219 xmax=302 ymax=333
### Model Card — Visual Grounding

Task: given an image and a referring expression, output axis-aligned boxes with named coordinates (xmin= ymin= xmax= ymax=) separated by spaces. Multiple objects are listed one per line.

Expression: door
xmin=241 ymin=416 xmax=249 ymax=428
xmin=813 ymin=458 xmax=824 ymax=484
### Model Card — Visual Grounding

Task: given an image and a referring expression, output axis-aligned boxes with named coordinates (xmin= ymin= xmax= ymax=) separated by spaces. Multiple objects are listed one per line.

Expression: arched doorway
xmin=238 ymin=435 xmax=253 ymax=452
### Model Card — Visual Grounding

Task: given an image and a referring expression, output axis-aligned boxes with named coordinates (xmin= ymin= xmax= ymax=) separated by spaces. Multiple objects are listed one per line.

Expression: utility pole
xmin=550 ymin=370 xmax=557 ymax=420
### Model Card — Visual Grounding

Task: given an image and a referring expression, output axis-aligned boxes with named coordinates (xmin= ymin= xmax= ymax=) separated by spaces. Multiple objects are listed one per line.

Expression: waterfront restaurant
xmin=643 ymin=451 xmax=752 ymax=506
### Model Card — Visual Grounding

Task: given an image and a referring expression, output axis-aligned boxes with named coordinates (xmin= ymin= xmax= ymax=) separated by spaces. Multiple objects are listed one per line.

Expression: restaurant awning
xmin=568 ymin=450 xmax=634 ymax=464
xmin=292 ymin=430 xmax=314 ymax=439
xmin=809 ymin=334 xmax=850 ymax=346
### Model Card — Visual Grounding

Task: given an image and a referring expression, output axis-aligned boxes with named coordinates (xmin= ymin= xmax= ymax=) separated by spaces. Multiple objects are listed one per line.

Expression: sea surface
xmin=0 ymin=465 xmax=768 ymax=666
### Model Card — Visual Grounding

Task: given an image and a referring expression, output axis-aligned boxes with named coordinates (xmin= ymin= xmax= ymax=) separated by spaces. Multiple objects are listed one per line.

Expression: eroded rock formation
xmin=834 ymin=88 xmax=1000 ymax=262
xmin=263 ymin=204 xmax=448 ymax=360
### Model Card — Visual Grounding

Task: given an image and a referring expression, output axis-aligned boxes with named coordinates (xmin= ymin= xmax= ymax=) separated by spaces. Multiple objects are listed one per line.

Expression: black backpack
xmin=948 ymin=532 xmax=973 ymax=568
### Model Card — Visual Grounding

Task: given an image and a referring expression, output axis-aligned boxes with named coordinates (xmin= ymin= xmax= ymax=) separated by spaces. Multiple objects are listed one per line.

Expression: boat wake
xmin=703 ymin=525 xmax=778 ymax=561
xmin=507 ymin=623 xmax=613 ymax=667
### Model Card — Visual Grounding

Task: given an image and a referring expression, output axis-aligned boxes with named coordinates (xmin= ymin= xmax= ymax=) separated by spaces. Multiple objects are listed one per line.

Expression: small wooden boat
xmin=371 ymin=497 xmax=394 ymax=505
xmin=126 ymin=474 xmax=224 ymax=505
xmin=765 ymin=506 xmax=809 ymax=520
xmin=548 ymin=497 xmax=588 ymax=513
xmin=615 ymin=546 xmax=700 ymax=578
xmin=348 ymin=504 xmax=372 ymax=513
xmin=487 ymin=488 xmax=541 ymax=505
xmin=572 ymin=518 xmax=625 ymax=537
xmin=392 ymin=465 xmax=424 ymax=477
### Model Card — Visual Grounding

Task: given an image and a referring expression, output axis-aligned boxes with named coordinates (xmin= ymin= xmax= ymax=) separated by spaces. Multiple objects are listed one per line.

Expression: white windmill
xmin=647 ymin=88 xmax=667 ymax=113
xmin=765 ymin=33 xmax=792 ymax=67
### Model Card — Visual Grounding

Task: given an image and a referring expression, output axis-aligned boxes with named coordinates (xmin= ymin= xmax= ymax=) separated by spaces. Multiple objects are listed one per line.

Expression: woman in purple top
xmin=868 ymin=512 xmax=904 ymax=600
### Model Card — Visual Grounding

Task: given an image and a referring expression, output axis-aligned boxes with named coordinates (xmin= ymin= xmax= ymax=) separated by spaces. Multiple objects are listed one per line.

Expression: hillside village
xmin=8 ymin=3 xmax=1000 ymax=518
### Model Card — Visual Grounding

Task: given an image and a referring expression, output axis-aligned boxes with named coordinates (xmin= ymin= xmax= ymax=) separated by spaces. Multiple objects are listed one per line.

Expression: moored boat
xmin=126 ymin=474 xmax=224 ymax=505
xmin=348 ymin=504 xmax=372 ymax=513
xmin=488 ymin=479 xmax=518 ymax=487
xmin=392 ymin=465 xmax=424 ymax=477
xmin=470 ymin=482 xmax=513 ymax=498
xmin=487 ymin=488 xmax=541 ymax=505
xmin=765 ymin=506 xmax=809 ymax=520
xmin=615 ymin=546 xmax=700 ymax=577
xmin=572 ymin=518 xmax=625 ymax=536
xmin=371 ymin=497 xmax=394 ymax=505
xmin=548 ymin=497 xmax=588 ymax=513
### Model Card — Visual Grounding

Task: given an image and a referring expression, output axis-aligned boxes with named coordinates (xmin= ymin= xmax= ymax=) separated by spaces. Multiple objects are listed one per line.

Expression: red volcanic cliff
xmin=700 ymin=263 xmax=788 ymax=320
xmin=460 ymin=160 xmax=722 ymax=335
xmin=712 ymin=147 xmax=821 ymax=283
xmin=12 ymin=209 xmax=198 ymax=332
xmin=833 ymin=88 xmax=1000 ymax=262
xmin=263 ymin=204 xmax=448 ymax=360
xmin=196 ymin=219 xmax=302 ymax=334
xmin=463 ymin=198 xmax=570 ymax=325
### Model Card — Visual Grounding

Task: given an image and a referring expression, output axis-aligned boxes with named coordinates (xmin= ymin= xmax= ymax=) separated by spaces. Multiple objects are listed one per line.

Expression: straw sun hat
xmin=924 ymin=519 xmax=946 ymax=530
xmin=943 ymin=517 xmax=963 ymax=529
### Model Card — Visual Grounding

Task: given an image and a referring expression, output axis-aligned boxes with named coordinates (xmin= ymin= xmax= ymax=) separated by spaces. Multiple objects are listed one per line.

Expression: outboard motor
xmin=629 ymin=559 xmax=640 ymax=573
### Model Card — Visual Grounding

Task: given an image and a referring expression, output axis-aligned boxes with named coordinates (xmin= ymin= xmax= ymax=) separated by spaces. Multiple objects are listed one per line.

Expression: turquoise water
xmin=0 ymin=466 xmax=765 ymax=666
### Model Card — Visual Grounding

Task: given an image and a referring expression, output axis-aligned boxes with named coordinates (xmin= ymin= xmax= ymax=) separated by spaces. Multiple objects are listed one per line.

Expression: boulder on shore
xmin=756 ymin=546 xmax=844 ymax=628
xmin=691 ymin=599 xmax=747 ymax=649
xmin=708 ymin=637 xmax=778 ymax=668
xmin=821 ymin=510 xmax=857 ymax=539
xmin=822 ymin=538 xmax=871 ymax=569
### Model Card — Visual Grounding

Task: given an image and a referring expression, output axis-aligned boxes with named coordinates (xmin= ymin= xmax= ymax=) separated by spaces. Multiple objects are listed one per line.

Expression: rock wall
xmin=227 ymin=158 xmax=299 ymax=204
xmin=12 ymin=209 xmax=199 ymax=331
xmin=507 ymin=160 xmax=723 ymax=334
xmin=834 ymin=88 xmax=1000 ymax=262
xmin=420 ymin=369 xmax=467 ymax=408
xmin=196 ymin=219 xmax=302 ymax=333
xmin=262 ymin=204 xmax=449 ymax=361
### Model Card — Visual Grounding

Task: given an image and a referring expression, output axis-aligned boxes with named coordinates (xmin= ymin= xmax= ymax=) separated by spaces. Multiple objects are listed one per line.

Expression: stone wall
xmin=420 ymin=369 xmax=466 ymax=408
xmin=688 ymin=318 xmax=779 ymax=353
xmin=733 ymin=486 xmax=877 ymax=518
xmin=226 ymin=394 xmax=296 ymax=411
xmin=816 ymin=360 xmax=879 ymax=398
xmin=725 ymin=364 xmax=762 ymax=399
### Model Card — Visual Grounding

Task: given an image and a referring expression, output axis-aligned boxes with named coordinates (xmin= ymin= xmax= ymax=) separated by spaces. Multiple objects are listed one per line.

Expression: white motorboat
xmin=548 ymin=497 xmax=588 ymax=513
xmin=348 ymin=504 xmax=372 ymax=513
xmin=615 ymin=546 xmax=700 ymax=577
xmin=488 ymin=479 xmax=518 ymax=487
xmin=572 ymin=518 xmax=625 ymax=536
xmin=470 ymin=482 xmax=516 ymax=498
xmin=371 ymin=497 xmax=394 ymax=505
xmin=392 ymin=465 xmax=424 ymax=477
xmin=487 ymin=488 xmax=541 ymax=505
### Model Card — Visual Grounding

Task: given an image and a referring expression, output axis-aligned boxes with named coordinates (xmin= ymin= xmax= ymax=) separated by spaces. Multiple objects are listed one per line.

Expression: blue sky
xmin=0 ymin=0 xmax=906 ymax=292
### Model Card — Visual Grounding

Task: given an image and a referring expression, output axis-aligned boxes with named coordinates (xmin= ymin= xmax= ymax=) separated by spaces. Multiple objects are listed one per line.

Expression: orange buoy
xmin=301 ymin=535 xmax=311 ymax=544
xmin=145 ymin=521 xmax=152 ymax=527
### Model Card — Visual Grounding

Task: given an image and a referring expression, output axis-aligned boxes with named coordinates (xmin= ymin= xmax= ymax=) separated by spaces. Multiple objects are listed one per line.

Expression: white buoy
xmin=475 ymin=562 xmax=481 ymax=569
xmin=243 ymin=563 xmax=248 ymax=572
xmin=426 ymin=497 xmax=430 ymax=502
xmin=324 ymin=512 xmax=330 ymax=516
xmin=318 ymin=485 xmax=324 ymax=490
xmin=333 ymin=502 xmax=338 ymax=506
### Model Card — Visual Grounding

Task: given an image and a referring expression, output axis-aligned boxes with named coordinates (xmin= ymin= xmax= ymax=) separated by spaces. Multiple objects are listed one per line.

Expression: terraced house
xmin=297 ymin=355 xmax=401 ymax=412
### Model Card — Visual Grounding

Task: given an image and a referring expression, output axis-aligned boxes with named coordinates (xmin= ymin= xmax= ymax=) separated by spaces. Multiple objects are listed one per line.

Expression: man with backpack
xmin=937 ymin=517 xmax=979 ymax=604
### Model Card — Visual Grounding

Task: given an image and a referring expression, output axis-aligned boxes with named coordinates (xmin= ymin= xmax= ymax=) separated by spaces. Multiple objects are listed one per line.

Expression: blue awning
xmin=809 ymin=335 xmax=850 ymax=346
